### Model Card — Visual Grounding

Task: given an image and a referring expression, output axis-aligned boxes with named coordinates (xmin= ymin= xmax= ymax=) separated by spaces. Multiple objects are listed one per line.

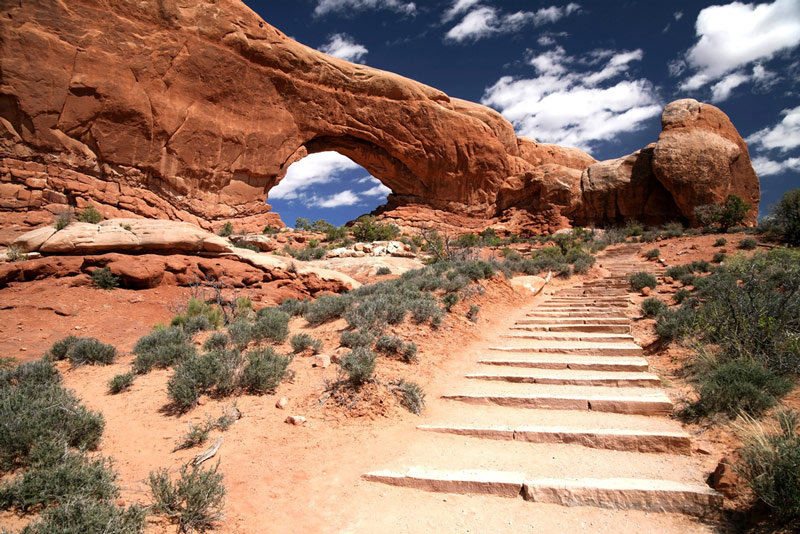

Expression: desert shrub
xmin=665 ymin=265 xmax=689 ymax=279
xmin=678 ymin=273 xmax=696 ymax=286
xmin=572 ymin=254 xmax=595 ymax=274
xmin=340 ymin=329 xmax=375 ymax=349
xmin=641 ymin=297 xmax=667 ymax=318
xmin=240 ymin=347 xmax=291 ymax=394
xmin=0 ymin=359 xmax=104 ymax=472
xmin=402 ymin=342 xmax=418 ymax=363
xmin=227 ymin=320 xmax=254 ymax=350
xmin=768 ymin=188 xmax=800 ymax=245
xmin=375 ymin=335 xmax=403 ymax=354
xmin=655 ymin=305 xmax=697 ymax=343
xmin=48 ymin=335 xmax=79 ymax=361
xmin=167 ymin=365 xmax=201 ymax=412
xmin=290 ymin=333 xmax=322 ymax=354
xmin=720 ymin=194 xmax=752 ymax=230
xmin=376 ymin=266 xmax=392 ymax=275
xmin=76 ymin=205 xmax=103 ymax=224
xmin=688 ymin=260 xmax=711 ymax=273
xmin=283 ymin=243 xmax=326 ymax=261
xmin=467 ymin=304 xmax=480 ymax=322
xmin=339 ymin=347 xmax=376 ymax=387
xmin=278 ymin=298 xmax=310 ymax=317
xmin=393 ymin=379 xmax=425 ymax=414
xmin=644 ymin=248 xmax=660 ymax=259
xmin=54 ymin=208 xmax=72 ymax=230
xmin=148 ymin=463 xmax=225 ymax=533
xmin=252 ymin=308 xmax=290 ymax=343
xmin=662 ymin=222 xmax=684 ymax=238
xmin=108 ymin=372 xmax=134 ymax=394
xmin=629 ymin=271 xmax=657 ymax=291
xmin=736 ymin=410 xmax=800 ymax=520
xmin=409 ymin=294 xmax=443 ymax=324
xmin=691 ymin=359 xmax=792 ymax=417
xmin=624 ymin=220 xmax=643 ymax=237
xmin=174 ymin=423 xmax=210 ymax=452
xmin=442 ymin=292 xmax=459 ymax=311
xmin=132 ymin=327 xmax=195 ymax=374
xmin=672 ymin=288 xmax=691 ymax=304
xmin=640 ymin=230 xmax=660 ymax=243
xmin=19 ymin=497 xmax=146 ymax=534
xmin=66 ymin=337 xmax=116 ymax=366
xmin=5 ymin=244 xmax=28 ymax=262
xmin=714 ymin=237 xmax=727 ymax=246
xmin=351 ymin=215 xmax=399 ymax=242
xmin=171 ymin=298 xmax=223 ymax=332
xmin=304 ymin=294 xmax=352 ymax=325
xmin=217 ymin=222 xmax=233 ymax=237
xmin=91 ymin=267 xmax=119 ymax=290
xmin=739 ymin=237 xmax=758 ymax=250
xmin=0 ymin=451 xmax=118 ymax=512
xmin=203 ymin=333 xmax=229 ymax=352
xmin=712 ymin=252 xmax=726 ymax=263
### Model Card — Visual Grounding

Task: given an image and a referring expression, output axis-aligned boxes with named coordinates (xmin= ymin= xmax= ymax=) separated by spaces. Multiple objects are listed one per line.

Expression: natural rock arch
xmin=0 ymin=0 xmax=759 ymax=232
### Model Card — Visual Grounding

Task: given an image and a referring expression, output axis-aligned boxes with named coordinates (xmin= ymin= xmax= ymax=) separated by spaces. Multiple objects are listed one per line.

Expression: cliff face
xmin=0 ymin=1 xmax=759 ymax=232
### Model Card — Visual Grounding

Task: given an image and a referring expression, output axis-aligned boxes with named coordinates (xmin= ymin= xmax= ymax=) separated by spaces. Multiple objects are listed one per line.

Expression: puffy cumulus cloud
xmin=482 ymin=47 xmax=660 ymax=152
xmin=270 ymin=152 xmax=360 ymax=200
xmin=318 ymin=33 xmax=368 ymax=63
xmin=309 ymin=190 xmax=362 ymax=208
xmin=444 ymin=2 xmax=580 ymax=43
xmin=678 ymin=0 xmax=800 ymax=99
xmin=747 ymin=105 xmax=800 ymax=152
xmin=359 ymin=176 xmax=393 ymax=197
xmin=751 ymin=156 xmax=800 ymax=176
xmin=313 ymin=0 xmax=416 ymax=17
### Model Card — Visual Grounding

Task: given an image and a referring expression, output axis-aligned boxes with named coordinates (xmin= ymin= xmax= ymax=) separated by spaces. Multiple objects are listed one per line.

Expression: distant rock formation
xmin=0 ymin=1 xmax=759 ymax=233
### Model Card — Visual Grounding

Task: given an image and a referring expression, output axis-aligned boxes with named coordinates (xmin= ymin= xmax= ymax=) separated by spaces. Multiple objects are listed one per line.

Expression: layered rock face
xmin=0 ymin=1 xmax=759 ymax=232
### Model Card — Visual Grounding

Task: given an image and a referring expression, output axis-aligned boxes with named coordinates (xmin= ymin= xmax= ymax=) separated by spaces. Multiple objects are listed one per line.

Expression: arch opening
xmin=268 ymin=151 xmax=393 ymax=228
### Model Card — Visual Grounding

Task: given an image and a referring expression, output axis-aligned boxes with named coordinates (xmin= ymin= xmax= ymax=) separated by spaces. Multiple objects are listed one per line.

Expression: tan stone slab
xmin=442 ymin=393 xmax=590 ymax=410
xmin=516 ymin=318 xmax=631 ymax=325
xmin=522 ymin=478 xmax=723 ymax=516
xmin=443 ymin=392 xmax=672 ymax=415
xmin=477 ymin=357 xmax=650 ymax=372
xmin=363 ymin=468 xmax=524 ymax=498
xmin=489 ymin=344 xmax=643 ymax=356
xmin=511 ymin=324 xmax=631 ymax=333
xmin=501 ymin=332 xmax=634 ymax=342
xmin=466 ymin=371 xmax=661 ymax=387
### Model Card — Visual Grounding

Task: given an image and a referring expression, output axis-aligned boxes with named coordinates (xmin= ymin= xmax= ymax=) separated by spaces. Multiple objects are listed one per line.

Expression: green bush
xmin=691 ymin=359 xmax=792 ymax=417
xmin=672 ymin=288 xmax=691 ymax=304
xmin=65 ymin=337 xmax=116 ymax=366
xmin=91 ymin=267 xmax=119 ymax=290
xmin=641 ymin=297 xmax=667 ymax=318
xmin=375 ymin=335 xmax=403 ymax=354
xmin=340 ymin=347 xmax=376 ymax=387
xmin=376 ymin=266 xmax=392 ymax=275
xmin=19 ymin=497 xmax=146 ymax=534
xmin=662 ymin=222 xmax=684 ymax=238
xmin=54 ymin=208 xmax=72 ymax=231
xmin=769 ymin=188 xmax=800 ymax=245
xmin=712 ymin=251 xmax=726 ymax=263
xmin=736 ymin=410 xmax=800 ymax=520
xmin=340 ymin=329 xmax=375 ymax=349
xmin=108 ymin=372 xmax=134 ymax=394
xmin=304 ymin=294 xmax=351 ymax=325
xmin=714 ymin=237 xmax=727 ymax=246
xmin=171 ymin=298 xmax=223 ymax=332
xmin=644 ymin=248 xmax=660 ymax=259
xmin=393 ymin=379 xmax=425 ymax=414
xmin=629 ymin=271 xmax=657 ymax=291
xmin=290 ymin=333 xmax=322 ymax=354
xmin=402 ymin=342 xmax=418 ymax=363
xmin=148 ymin=463 xmax=225 ymax=533
xmin=665 ymin=265 xmax=689 ymax=279
xmin=133 ymin=327 xmax=195 ymax=374
xmin=654 ymin=305 xmax=697 ymax=343
xmin=252 ymin=308 xmax=290 ymax=343
xmin=227 ymin=320 xmax=254 ymax=350
xmin=442 ymin=292 xmax=459 ymax=311
xmin=351 ymin=215 xmax=399 ymax=242
xmin=467 ymin=304 xmax=480 ymax=322
xmin=278 ymin=298 xmax=310 ymax=317
xmin=76 ymin=205 xmax=103 ymax=224
xmin=720 ymin=194 xmax=752 ymax=230
xmin=203 ymin=333 xmax=229 ymax=352
xmin=240 ymin=347 xmax=291 ymax=394
xmin=738 ymin=237 xmax=758 ymax=250
xmin=48 ymin=335 xmax=79 ymax=361
xmin=217 ymin=222 xmax=233 ymax=237
xmin=678 ymin=272 xmax=696 ymax=286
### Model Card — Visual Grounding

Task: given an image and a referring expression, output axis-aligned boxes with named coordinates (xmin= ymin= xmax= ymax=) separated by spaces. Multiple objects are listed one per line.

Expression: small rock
xmin=694 ymin=441 xmax=714 ymax=455
xmin=641 ymin=286 xmax=651 ymax=296
xmin=115 ymin=498 xmax=126 ymax=507
xmin=690 ymin=244 xmax=698 ymax=250
xmin=313 ymin=354 xmax=331 ymax=368
xmin=276 ymin=397 xmax=288 ymax=409
xmin=711 ymin=458 xmax=739 ymax=498
xmin=73 ymin=326 xmax=82 ymax=330
xmin=285 ymin=415 xmax=306 ymax=425
xmin=664 ymin=276 xmax=674 ymax=284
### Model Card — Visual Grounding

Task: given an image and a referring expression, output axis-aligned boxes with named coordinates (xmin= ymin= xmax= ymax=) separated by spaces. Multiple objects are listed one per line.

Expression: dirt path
xmin=343 ymin=245 xmax=723 ymax=533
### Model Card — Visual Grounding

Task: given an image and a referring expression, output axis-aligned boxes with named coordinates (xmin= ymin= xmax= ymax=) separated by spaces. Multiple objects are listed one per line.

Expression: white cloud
xmin=482 ymin=47 xmax=660 ymax=152
xmin=710 ymin=72 xmax=750 ymax=102
xmin=674 ymin=11 xmax=683 ymax=21
xmin=270 ymin=152 xmax=359 ymax=200
xmin=360 ymin=177 xmax=392 ymax=197
xmin=313 ymin=0 xmax=416 ymax=17
xmin=538 ymin=35 xmax=555 ymax=46
xmin=679 ymin=0 xmax=800 ymax=97
xmin=310 ymin=190 xmax=362 ymax=208
xmin=318 ymin=33 xmax=368 ymax=63
xmin=747 ymin=105 xmax=800 ymax=152
xmin=444 ymin=3 xmax=581 ymax=43
xmin=751 ymin=155 xmax=800 ymax=176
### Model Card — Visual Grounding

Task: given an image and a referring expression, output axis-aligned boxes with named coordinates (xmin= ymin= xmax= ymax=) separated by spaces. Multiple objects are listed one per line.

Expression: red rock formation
xmin=0 ymin=1 xmax=759 ymax=232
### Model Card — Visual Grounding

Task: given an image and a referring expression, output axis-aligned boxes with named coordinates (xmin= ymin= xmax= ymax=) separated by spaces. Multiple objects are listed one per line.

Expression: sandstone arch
xmin=0 ymin=0 xmax=759 ymax=233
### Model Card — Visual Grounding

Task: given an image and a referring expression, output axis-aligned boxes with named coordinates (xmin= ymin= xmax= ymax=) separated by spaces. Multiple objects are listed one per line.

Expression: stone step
xmin=517 ymin=317 xmax=630 ymax=325
xmin=489 ymin=341 xmax=643 ymax=356
xmin=418 ymin=425 xmax=692 ymax=454
xmin=363 ymin=470 xmax=721 ymax=516
xmin=466 ymin=369 xmax=660 ymax=387
xmin=511 ymin=324 xmax=631 ymax=333
xmin=526 ymin=311 xmax=630 ymax=318
xmin=543 ymin=302 xmax=630 ymax=308
xmin=501 ymin=332 xmax=634 ymax=342
xmin=478 ymin=355 xmax=649 ymax=372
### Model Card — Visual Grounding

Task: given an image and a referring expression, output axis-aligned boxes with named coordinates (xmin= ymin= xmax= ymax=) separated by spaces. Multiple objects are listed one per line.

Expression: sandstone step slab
xmin=363 ymin=468 xmax=524 ymax=498
xmin=466 ymin=369 xmax=661 ymax=387
xmin=418 ymin=425 xmax=692 ymax=454
xmin=526 ymin=311 xmax=630 ymax=318
xmin=511 ymin=324 xmax=632 ymax=333
xmin=542 ymin=302 xmax=630 ymax=308
xmin=489 ymin=341 xmax=643 ymax=356
xmin=478 ymin=355 xmax=650 ymax=372
xmin=500 ymin=332 xmax=634 ymax=342
xmin=442 ymin=392 xmax=673 ymax=415
xmin=516 ymin=318 xmax=631 ymax=325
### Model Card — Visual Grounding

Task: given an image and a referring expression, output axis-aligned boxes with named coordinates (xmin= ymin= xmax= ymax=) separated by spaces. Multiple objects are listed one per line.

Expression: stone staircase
xmin=362 ymin=247 xmax=722 ymax=518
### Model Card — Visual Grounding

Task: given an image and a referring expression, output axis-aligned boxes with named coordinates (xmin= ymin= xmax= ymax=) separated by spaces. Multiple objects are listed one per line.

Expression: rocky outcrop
xmin=0 ymin=1 xmax=759 ymax=232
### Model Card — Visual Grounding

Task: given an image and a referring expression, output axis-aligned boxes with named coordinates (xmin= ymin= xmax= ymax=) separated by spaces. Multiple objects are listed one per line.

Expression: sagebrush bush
xmin=672 ymin=288 xmax=691 ymax=304
xmin=133 ymin=327 xmax=195 ymax=374
xmin=217 ymin=222 xmax=233 ymax=237
xmin=402 ymin=342 xmax=418 ymax=363
xmin=340 ymin=347 xmax=376 ymax=387
xmin=736 ymin=410 xmax=800 ymax=520
xmin=665 ymin=265 xmax=689 ymax=279
xmin=442 ymin=292 xmax=459 ymax=311
xmin=278 ymin=298 xmax=310 ymax=317
xmin=376 ymin=266 xmax=392 ymax=275
xmin=91 ymin=267 xmax=119 ymax=290
xmin=148 ymin=463 xmax=225 ymax=533
xmin=19 ymin=497 xmax=146 ymax=534
xmin=304 ymin=294 xmax=352 ymax=325
xmin=641 ymin=297 xmax=667 ymax=318
xmin=712 ymin=252 xmax=726 ymax=264
xmin=48 ymin=335 xmax=79 ymax=361
xmin=769 ymin=188 xmax=800 ymax=245
xmin=290 ymin=333 xmax=322 ymax=354
xmin=394 ymin=379 xmax=426 ymax=414
xmin=76 ymin=205 xmax=103 ymax=224
xmin=227 ymin=320 xmax=254 ymax=350
xmin=714 ymin=237 xmax=727 ymax=246
xmin=644 ymin=248 xmax=660 ymax=259
xmin=629 ymin=271 xmax=657 ymax=291
xmin=662 ymin=222 xmax=684 ymax=238
xmin=65 ymin=337 xmax=116 ymax=366
xmin=691 ymin=359 xmax=792 ymax=417
xmin=375 ymin=334 xmax=404 ymax=354
xmin=240 ymin=347 xmax=291 ymax=394
xmin=108 ymin=372 xmax=134 ymax=394
xmin=203 ymin=333 xmax=229 ymax=352
xmin=171 ymin=298 xmax=223 ymax=332
xmin=655 ymin=305 xmax=697 ymax=343
xmin=739 ymin=237 xmax=758 ymax=250
xmin=351 ymin=215 xmax=399 ymax=242
xmin=467 ymin=305 xmax=480 ymax=322
xmin=340 ymin=329 xmax=375 ymax=349
xmin=678 ymin=273 xmax=696 ymax=286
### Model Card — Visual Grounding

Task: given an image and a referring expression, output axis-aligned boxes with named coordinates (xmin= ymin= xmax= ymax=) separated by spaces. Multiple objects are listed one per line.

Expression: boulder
xmin=229 ymin=234 xmax=277 ymax=252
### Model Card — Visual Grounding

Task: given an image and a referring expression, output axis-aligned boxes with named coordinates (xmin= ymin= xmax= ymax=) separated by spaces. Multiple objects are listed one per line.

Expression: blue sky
xmin=249 ymin=0 xmax=800 ymax=227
